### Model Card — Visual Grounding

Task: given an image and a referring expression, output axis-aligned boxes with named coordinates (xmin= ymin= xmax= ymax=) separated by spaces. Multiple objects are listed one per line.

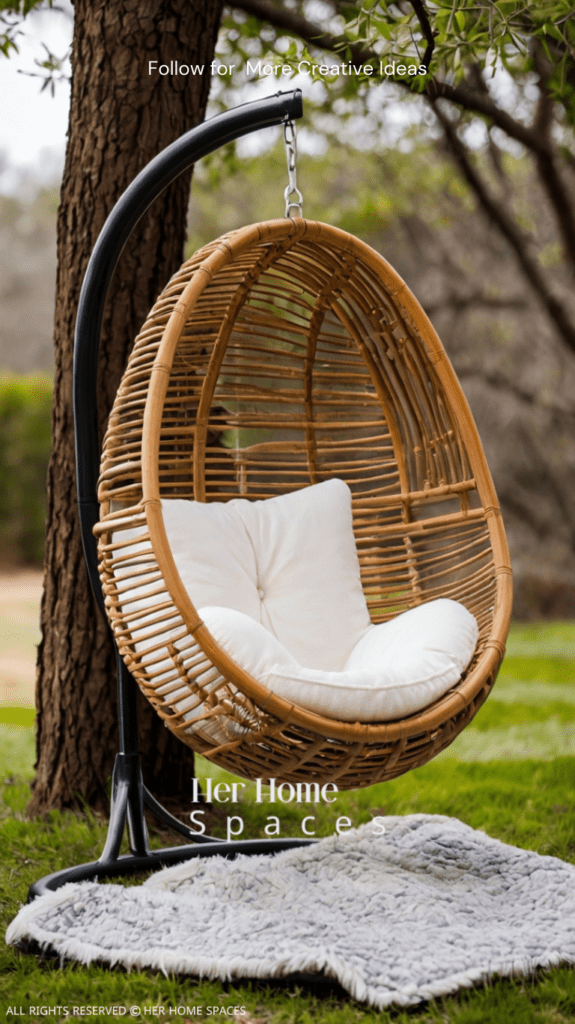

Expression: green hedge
xmin=0 ymin=373 xmax=52 ymax=564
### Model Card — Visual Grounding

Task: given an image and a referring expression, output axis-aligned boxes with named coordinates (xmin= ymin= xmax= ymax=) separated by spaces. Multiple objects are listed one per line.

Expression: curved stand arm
xmin=73 ymin=89 xmax=303 ymax=614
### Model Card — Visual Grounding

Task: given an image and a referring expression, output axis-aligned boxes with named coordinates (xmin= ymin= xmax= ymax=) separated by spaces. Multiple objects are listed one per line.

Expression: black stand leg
xmin=100 ymin=753 xmax=148 ymax=862
xmin=28 ymin=660 xmax=314 ymax=900
xmin=115 ymin=656 xmax=149 ymax=858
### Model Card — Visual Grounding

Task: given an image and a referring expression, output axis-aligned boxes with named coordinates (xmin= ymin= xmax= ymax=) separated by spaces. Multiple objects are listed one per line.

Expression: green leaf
xmin=369 ymin=16 xmax=393 ymax=40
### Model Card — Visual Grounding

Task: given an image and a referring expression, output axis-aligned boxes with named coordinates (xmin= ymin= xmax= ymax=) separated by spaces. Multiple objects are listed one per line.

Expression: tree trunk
xmin=29 ymin=0 xmax=223 ymax=815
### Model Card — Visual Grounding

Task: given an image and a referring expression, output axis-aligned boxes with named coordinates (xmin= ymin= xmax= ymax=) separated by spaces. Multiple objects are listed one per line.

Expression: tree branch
xmin=428 ymin=80 xmax=547 ymax=154
xmin=424 ymin=292 xmax=528 ymax=317
xmin=529 ymin=43 xmax=575 ymax=275
xmin=534 ymin=150 xmax=575 ymax=276
xmin=467 ymin=65 xmax=511 ymax=194
xmin=431 ymin=99 xmax=575 ymax=355
xmin=227 ymin=0 xmax=370 ymax=66
xmin=408 ymin=0 xmax=435 ymax=72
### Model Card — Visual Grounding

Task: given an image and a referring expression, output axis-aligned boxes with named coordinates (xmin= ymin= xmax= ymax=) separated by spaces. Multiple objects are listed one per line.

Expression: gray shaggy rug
xmin=7 ymin=815 xmax=575 ymax=1008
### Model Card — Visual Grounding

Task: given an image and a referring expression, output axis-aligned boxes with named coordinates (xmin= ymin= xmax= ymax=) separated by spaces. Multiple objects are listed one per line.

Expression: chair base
xmin=28 ymin=750 xmax=315 ymax=900
xmin=28 ymin=837 xmax=315 ymax=900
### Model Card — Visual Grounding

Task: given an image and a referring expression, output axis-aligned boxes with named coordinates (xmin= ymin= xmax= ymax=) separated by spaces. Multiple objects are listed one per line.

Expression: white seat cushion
xmin=161 ymin=478 xmax=371 ymax=671
xmin=112 ymin=479 xmax=478 ymax=729
xmin=199 ymin=599 xmax=478 ymax=723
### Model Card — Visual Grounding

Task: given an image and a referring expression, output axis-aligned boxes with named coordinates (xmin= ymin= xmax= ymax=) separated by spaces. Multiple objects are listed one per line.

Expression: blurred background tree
xmin=1 ymin=0 xmax=574 ymax=811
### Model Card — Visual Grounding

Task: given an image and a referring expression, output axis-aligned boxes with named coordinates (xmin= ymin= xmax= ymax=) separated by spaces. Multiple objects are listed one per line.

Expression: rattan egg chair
xmin=95 ymin=213 xmax=512 ymax=792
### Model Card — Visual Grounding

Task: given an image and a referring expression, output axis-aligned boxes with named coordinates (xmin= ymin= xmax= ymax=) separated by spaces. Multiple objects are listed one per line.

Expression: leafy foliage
xmin=0 ymin=373 xmax=52 ymax=563
xmin=0 ymin=0 xmax=69 ymax=93
xmin=223 ymin=1 xmax=575 ymax=126
xmin=0 ymin=0 xmax=47 ymax=57
xmin=353 ymin=0 xmax=575 ymax=92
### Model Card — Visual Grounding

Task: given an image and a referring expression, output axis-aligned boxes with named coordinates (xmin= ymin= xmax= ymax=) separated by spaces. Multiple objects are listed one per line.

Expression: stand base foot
xmin=28 ymin=837 xmax=315 ymax=900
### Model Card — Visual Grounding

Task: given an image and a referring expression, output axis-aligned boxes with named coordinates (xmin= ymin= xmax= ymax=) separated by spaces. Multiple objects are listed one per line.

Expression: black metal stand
xmin=29 ymin=90 xmax=311 ymax=902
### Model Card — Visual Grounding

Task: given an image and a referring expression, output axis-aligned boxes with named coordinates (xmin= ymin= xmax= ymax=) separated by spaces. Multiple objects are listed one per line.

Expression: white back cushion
xmin=162 ymin=478 xmax=371 ymax=671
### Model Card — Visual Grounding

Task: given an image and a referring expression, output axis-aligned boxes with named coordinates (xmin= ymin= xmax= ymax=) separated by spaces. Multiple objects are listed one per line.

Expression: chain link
xmin=283 ymin=120 xmax=303 ymax=219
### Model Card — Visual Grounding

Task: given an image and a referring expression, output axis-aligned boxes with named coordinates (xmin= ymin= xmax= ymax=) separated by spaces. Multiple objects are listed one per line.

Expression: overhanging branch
xmin=431 ymin=99 xmax=575 ymax=355
xmin=226 ymin=0 xmax=369 ymax=65
xmin=408 ymin=0 xmax=435 ymax=72
xmin=228 ymin=0 xmax=548 ymax=156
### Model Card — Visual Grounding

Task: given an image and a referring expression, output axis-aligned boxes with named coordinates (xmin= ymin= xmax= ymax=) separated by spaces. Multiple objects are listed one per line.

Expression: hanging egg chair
xmin=29 ymin=90 xmax=512 ymax=900
xmin=95 ymin=212 xmax=512 ymax=790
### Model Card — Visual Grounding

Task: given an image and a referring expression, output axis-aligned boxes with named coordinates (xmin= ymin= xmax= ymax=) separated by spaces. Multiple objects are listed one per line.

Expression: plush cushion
xmin=199 ymin=599 xmax=478 ymax=723
xmin=161 ymin=478 xmax=370 ymax=671
xmin=112 ymin=479 xmax=478 ymax=729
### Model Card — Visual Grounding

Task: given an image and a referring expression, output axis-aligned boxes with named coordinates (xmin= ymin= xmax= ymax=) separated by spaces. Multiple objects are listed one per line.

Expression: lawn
xmin=1 ymin=596 xmax=575 ymax=1023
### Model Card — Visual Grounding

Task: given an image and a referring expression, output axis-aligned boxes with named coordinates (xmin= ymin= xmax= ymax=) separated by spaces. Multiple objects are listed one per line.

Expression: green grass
xmin=1 ymin=621 xmax=575 ymax=1022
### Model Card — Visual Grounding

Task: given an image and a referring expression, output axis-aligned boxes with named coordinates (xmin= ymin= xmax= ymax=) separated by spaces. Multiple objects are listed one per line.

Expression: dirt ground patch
xmin=0 ymin=569 xmax=42 ymax=707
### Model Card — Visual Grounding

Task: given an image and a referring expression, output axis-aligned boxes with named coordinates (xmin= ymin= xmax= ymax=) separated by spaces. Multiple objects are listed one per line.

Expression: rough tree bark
xmin=29 ymin=0 xmax=223 ymax=815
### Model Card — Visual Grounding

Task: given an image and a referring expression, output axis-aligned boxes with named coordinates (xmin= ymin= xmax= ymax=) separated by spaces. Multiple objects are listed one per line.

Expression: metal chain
xmin=283 ymin=120 xmax=303 ymax=219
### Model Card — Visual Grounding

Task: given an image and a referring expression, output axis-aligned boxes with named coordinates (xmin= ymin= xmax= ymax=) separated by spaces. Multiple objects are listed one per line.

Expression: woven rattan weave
xmin=96 ymin=218 xmax=512 ymax=789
